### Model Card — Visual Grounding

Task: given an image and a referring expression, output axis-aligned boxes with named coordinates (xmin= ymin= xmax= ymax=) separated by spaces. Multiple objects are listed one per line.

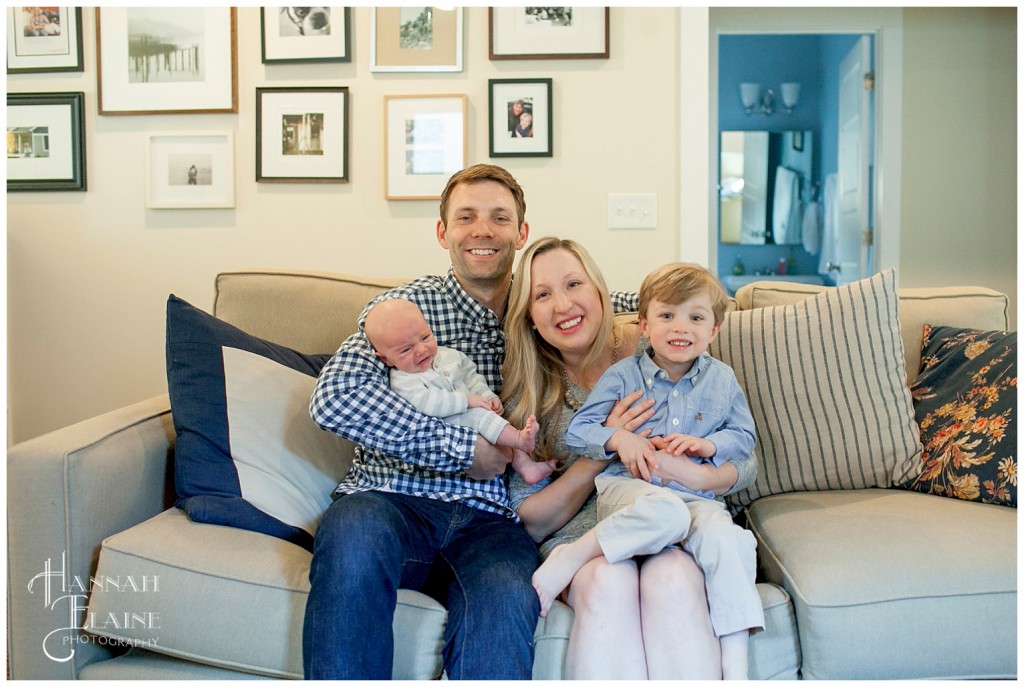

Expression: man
xmin=304 ymin=164 xmax=540 ymax=679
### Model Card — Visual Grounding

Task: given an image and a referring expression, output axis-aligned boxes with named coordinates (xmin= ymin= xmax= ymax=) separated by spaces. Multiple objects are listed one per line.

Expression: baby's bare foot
xmin=513 ymin=450 xmax=554 ymax=485
xmin=516 ymin=414 xmax=539 ymax=453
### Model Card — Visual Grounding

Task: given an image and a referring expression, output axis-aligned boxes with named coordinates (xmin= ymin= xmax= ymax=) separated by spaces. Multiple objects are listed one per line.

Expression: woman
xmin=501 ymin=237 xmax=757 ymax=679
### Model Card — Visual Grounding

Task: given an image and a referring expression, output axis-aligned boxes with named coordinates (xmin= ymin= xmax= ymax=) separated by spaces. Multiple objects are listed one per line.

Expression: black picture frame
xmin=488 ymin=78 xmax=553 ymax=158
xmin=6 ymin=7 xmax=84 ymax=74
xmin=7 ymin=91 xmax=86 ymax=192
xmin=260 ymin=7 xmax=352 ymax=64
xmin=256 ymin=86 xmax=350 ymax=183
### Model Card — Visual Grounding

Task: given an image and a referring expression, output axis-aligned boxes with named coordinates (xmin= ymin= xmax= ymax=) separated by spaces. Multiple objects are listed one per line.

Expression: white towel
xmin=802 ymin=200 xmax=821 ymax=255
xmin=772 ymin=166 xmax=801 ymax=244
xmin=817 ymin=173 xmax=839 ymax=276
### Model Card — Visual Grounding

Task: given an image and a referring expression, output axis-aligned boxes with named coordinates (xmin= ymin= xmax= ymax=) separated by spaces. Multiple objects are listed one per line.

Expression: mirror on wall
xmin=720 ymin=130 xmax=813 ymax=245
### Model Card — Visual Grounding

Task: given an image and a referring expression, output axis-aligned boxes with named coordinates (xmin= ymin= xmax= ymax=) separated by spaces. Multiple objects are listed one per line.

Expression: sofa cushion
xmin=711 ymin=270 xmax=923 ymax=509
xmin=166 ymin=295 xmax=353 ymax=551
xmin=901 ymin=325 xmax=1016 ymax=507
xmin=84 ymin=508 xmax=447 ymax=679
xmin=734 ymin=281 xmax=1010 ymax=383
xmin=747 ymin=488 xmax=1017 ymax=679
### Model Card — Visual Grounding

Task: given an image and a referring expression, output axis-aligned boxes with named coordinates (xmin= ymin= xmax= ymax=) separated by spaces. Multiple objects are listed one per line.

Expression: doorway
xmin=702 ymin=8 xmax=903 ymax=283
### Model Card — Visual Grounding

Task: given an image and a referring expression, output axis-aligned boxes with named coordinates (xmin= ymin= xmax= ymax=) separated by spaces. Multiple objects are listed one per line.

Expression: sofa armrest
xmin=7 ymin=395 xmax=175 ymax=679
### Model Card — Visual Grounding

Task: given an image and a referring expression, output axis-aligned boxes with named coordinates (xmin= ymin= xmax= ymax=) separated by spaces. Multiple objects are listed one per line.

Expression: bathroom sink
xmin=722 ymin=273 xmax=825 ymax=294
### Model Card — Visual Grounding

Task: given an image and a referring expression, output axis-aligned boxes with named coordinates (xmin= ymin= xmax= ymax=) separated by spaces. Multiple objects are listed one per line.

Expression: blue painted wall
xmin=717 ymin=33 xmax=871 ymax=288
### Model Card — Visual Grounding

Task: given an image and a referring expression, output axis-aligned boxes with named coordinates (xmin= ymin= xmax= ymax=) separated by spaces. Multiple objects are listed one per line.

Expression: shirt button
xmin=646 ymin=378 xmax=654 ymax=387
xmin=672 ymin=390 xmax=679 ymax=397
xmin=672 ymin=418 xmax=680 ymax=426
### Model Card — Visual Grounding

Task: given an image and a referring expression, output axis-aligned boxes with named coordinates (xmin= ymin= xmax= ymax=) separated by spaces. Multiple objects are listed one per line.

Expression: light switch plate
xmin=608 ymin=193 xmax=657 ymax=229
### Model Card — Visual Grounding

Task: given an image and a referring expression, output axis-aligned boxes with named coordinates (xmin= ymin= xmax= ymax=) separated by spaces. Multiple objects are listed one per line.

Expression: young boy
xmin=363 ymin=297 xmax=554 ymax=485
xmin=535 ymin=262 xmax=763 ymax=679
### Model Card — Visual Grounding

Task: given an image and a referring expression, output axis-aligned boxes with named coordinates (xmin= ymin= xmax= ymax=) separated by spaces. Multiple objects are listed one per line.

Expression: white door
xmin=834 ymin=36 xmax=873 ymax=285
xmin=740 ymin=131 xmax=768 ymax=244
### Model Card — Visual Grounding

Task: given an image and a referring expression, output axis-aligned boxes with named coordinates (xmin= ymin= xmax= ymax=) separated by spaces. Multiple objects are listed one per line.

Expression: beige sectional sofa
xmin=7 ymin=268 xmax=1016 ymax=680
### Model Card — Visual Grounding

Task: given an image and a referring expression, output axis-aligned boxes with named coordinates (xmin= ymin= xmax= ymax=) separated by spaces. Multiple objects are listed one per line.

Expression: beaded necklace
xmin=562 ymin=327 xmax=621 ymax=411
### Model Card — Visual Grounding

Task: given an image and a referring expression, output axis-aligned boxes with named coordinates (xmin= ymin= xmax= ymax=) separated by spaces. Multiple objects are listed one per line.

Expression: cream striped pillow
xmin=711 ymin=270 xmax=923 ymax=509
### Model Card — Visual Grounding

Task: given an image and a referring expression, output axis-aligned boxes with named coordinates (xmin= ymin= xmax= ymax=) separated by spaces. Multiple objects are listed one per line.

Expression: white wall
xmin=7 ymin=7 xmax=683 ymax=443
xmin=899 ymin=8 xmax=1017 ymax=312
xmin=7 ymin=7 xmax=1017 ymax=445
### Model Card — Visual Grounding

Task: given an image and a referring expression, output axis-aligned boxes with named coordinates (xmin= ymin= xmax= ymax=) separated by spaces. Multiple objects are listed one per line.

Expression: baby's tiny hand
xmin=466 ymin=394 xmax=491 ymax=410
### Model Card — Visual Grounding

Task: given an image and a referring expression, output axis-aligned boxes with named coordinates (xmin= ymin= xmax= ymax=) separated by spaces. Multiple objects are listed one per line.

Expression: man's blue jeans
xmin=302 ymin=491 xmax=541 ymax=679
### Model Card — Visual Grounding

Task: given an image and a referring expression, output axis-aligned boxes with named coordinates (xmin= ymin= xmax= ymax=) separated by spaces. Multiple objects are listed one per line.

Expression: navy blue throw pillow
xmin=166 ymin=295 xmax=349 ymax=550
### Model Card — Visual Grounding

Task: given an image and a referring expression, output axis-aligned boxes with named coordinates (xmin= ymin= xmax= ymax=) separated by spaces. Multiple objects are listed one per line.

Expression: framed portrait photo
xmin=384 ymin=94 xmax=466 ymax=200
xmin=256 ymin=86 xmax=349 ymax=183
xmin=146 ymin=132 xmax=235 ymax=209
xmin=489 ymin=7 xmax=609 ymax=60
xmin=96 ymin=7 xmax=238 ymax=115
xmin=7 ymin=7 xmax=84 ymax=73
xmin=260 ymin=7 xmax=351 ymax=63
xmin=7 ymin=91 xmax=86 ymax=192
xmin=371 ymin=7 xmax=462 ymax=72
xmin=489 ymin=78 xmax=552 ymax=158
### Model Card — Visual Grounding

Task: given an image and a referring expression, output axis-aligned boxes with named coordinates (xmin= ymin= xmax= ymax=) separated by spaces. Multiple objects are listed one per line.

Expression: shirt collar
xmin=443 ymin=267 xmax=507 ymax=325
xmin=638 ymin=345 xmax=709 ymax=383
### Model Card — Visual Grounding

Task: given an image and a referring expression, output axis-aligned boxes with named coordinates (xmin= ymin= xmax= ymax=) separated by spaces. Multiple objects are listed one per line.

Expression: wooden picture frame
xmin=7 ymin=91 xmax=86 ymax=192
xmin=371 ymin=7 xmax=462 ymax=72
xmin=489 ymin=7 xmax=609 ymax=60
xmin=7 ymin=7 xmax=84 ymax=73
xmin=96 ymin=7 xmax=238 ymax=115
xmin=146 ymin=132 xmax=235 ymax=209
xmin=260 ymin=7 xmax=351 ymax=64
xmin=384 ymin=94 xmax=466 ymax=200
xmin=488 ymin=79 xmax=553 ymax=158
xmin=256 ymin=86 xmax=349 ymax=183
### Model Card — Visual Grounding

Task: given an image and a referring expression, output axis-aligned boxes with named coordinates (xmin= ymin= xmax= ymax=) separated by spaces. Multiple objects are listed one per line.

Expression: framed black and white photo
xmin=260 ymin=7 xmax=351 ymax=63
xmin=146 ymin=132 xmax=235 ymax=209
xmin=489 ymin=7 xmax=608 ymax=60
xmin=384 ymin=94 xmax=466 ymax=200
xmin=256 ymin=86 xmax=349 ymax=183
xmin=371 ymin=7 xmax=462 ymax=72
xmin=488 ymin=78 xmax=552 ymax=158
xmin=7 ymin=91 xmax=86 ymax=192
xmin=96 ymin=7 xmax=238 ymax=115
xmin=7 ymin=7 xmax=84 ymax=73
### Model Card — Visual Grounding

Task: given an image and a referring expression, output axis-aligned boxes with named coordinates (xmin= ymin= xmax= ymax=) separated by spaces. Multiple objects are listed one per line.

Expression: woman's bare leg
xmin=563 ymin=556 xmax=647 ymax=680
xmin=639 ymin=548 xmax=722 ymax=679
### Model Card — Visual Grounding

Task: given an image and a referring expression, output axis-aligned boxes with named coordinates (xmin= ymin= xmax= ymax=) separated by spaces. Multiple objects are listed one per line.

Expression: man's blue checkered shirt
xmin=310 ymin=268 xmax=638 ymax=519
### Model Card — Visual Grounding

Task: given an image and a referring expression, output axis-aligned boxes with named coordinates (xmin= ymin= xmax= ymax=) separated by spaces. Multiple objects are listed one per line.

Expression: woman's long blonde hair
xmin=501 ymin=237 xmax=616 ymax=462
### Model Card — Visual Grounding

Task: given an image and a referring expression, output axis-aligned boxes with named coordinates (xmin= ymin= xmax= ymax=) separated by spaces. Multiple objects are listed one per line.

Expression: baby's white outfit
xmin=389 ymin=345 xmax=508 ymax=444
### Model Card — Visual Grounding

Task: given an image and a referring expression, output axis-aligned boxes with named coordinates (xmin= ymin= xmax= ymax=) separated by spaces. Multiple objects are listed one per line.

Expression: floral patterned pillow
xmin=901 ymin=325 xmax=1017 ymax=507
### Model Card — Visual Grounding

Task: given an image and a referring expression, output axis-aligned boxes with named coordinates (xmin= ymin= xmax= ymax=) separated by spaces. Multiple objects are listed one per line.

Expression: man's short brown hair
xmin=438 ymin=164 xmax=526 ymax=228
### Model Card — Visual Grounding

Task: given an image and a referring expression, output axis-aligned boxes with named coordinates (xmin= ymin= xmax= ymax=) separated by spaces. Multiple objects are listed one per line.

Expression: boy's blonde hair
xmin=638 ymin=263 xmax=729 ymax=325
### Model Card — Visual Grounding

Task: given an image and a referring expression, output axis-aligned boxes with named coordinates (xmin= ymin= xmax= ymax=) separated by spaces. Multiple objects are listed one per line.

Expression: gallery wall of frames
xmin=7 ymin=6 xmax=610 ymax=203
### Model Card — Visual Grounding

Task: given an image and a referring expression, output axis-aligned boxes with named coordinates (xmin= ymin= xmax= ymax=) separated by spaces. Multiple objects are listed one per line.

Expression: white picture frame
xmin=384 ymin=94 xmax=466 ymax=200
xmin=146 ymin=132 xmax=235 ymax=209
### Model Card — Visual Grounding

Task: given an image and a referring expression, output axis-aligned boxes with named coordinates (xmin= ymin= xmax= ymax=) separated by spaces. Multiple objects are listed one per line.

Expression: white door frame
xmin=680 ymin=7 xmax=903 ymax=281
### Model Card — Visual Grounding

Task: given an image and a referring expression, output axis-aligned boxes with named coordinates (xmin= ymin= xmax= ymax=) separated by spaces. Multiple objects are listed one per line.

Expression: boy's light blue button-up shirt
xmin=565 ymin=348 xmax=756 ymax=500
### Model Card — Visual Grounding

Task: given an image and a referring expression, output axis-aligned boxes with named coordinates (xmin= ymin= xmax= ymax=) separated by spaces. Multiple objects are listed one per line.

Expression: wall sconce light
xmin=739 ymin=82 xmax=800 ymax=115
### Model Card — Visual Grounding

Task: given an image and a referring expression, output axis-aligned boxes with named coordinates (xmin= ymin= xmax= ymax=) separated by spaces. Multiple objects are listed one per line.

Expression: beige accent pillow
xmin=711 ymin=270 xmax=923 ymax=509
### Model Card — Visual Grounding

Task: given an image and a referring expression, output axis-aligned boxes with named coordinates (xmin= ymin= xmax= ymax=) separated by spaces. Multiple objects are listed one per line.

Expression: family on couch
xmin=304 ymin=164 xmax=762 ymax=679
